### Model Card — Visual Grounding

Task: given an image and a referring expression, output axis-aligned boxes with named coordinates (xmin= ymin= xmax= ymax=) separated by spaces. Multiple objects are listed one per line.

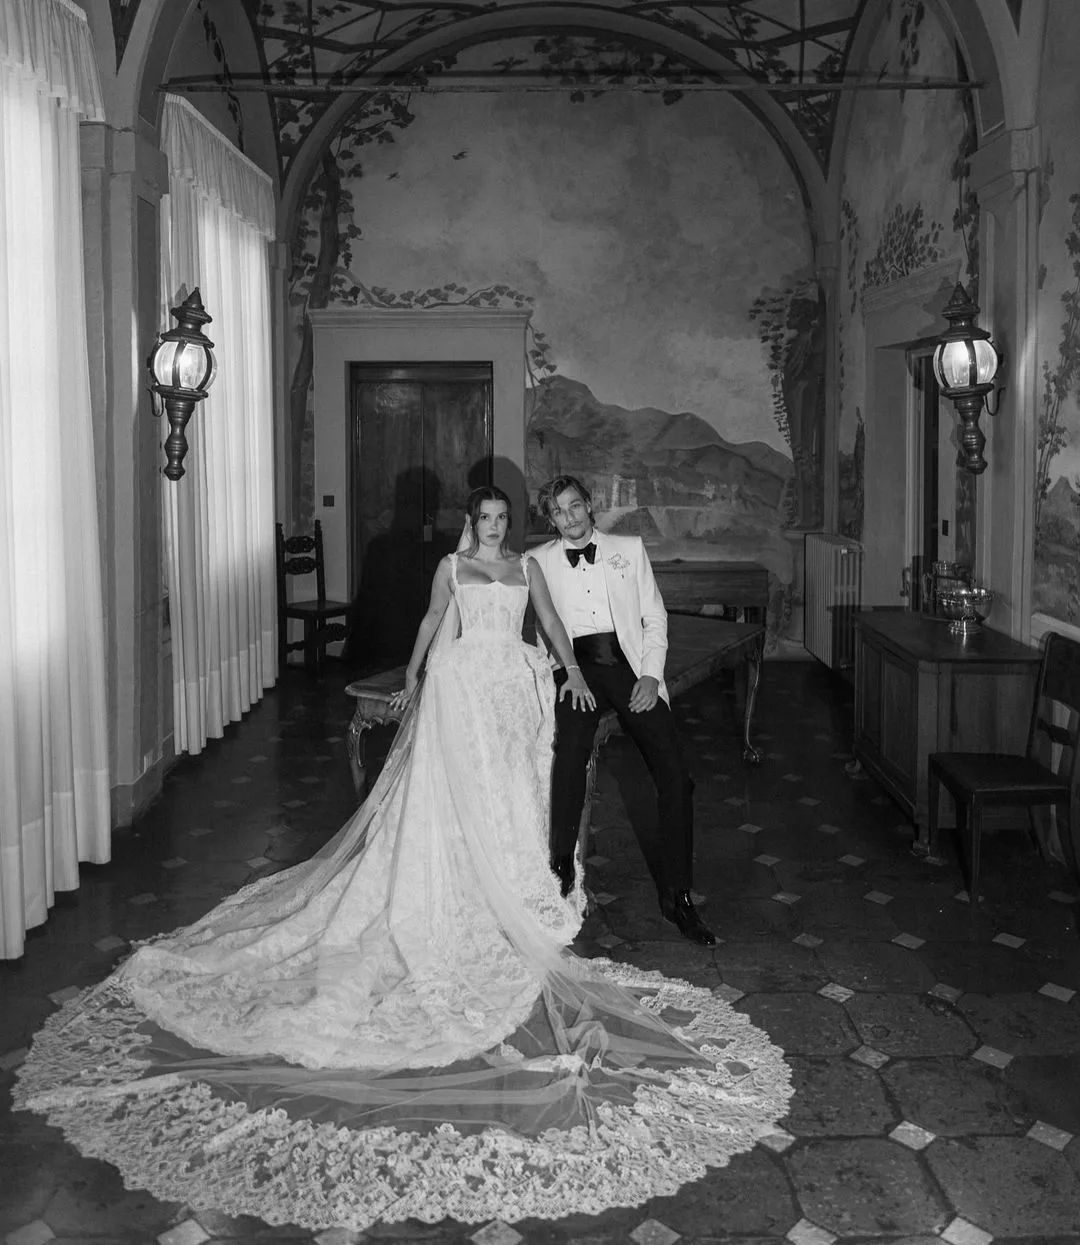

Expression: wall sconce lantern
xmin=932 ymin=282 xmax=1002 ymax=475
xmin=148 ymin=288 xmax=217 ymax=480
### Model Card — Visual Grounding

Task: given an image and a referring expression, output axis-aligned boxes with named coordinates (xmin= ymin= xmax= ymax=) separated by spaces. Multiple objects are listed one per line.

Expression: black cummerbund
xmin=573 ymin=631 xmax=624 ymax=666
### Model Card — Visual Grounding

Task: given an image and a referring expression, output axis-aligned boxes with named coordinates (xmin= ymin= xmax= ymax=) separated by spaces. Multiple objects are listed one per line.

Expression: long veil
xmin=425 ymin=516 xmax=471 ymax=664
xmin=15 ymin=519 xmax=792 ymax=1229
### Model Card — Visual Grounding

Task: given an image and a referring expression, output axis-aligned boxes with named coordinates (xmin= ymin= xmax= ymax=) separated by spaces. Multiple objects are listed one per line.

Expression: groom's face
xmin=549 ymin=486 xmax=594 ymax=546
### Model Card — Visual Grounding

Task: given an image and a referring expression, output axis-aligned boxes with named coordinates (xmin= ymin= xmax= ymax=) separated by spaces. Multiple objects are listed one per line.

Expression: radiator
xmin=804 ymin=533 xmax=863 ymax=670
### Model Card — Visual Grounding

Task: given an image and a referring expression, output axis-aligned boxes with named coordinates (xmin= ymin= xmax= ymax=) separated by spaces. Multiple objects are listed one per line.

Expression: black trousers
xmin=551 ymin=635 xmax=693 ymax=892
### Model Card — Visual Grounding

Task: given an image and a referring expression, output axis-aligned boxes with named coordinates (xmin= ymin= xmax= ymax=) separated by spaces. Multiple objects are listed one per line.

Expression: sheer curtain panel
xmin=160 ymin=96 xmax=277 ymax=756
xmin=0 ymin=0 xmax=109 ymax=958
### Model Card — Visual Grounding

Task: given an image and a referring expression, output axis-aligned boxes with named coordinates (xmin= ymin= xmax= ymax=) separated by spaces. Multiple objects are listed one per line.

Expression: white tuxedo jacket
xmin=529 ymin=530 xmax=670 ymax=705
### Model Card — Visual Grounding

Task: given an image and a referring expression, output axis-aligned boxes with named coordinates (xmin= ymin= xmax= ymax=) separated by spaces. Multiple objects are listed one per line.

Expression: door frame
xmin=861 ymin=260 xmax=961 ymax=608
xmin=903 ymin=348 xmax=924 ymax=602
xmin=309 ymin=307 xmax=531 ymax=603
xmin=907 ymin=345 xmax=963 ymax=603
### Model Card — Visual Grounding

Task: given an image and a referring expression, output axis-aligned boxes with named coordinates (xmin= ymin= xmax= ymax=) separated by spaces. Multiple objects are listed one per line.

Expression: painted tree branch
xmin=1035 ymin=193 xmax=1080 ymax=550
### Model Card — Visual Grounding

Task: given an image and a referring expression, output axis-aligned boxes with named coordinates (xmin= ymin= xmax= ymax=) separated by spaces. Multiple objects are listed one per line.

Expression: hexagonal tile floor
xmin=3 ymin=661 xmax=1079 ymax=1244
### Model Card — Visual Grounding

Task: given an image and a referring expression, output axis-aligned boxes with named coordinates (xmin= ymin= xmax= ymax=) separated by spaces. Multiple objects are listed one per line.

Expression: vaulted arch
xmin=277 ymin=5 xmax=830 ymax=256
xmin=830 ymin=0 xmax=1013 ymax=186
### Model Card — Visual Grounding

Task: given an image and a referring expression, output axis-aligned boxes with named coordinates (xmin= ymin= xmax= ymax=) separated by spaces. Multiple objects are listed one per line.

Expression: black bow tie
xmin=565 ymin=542 xmax=597 ymax=568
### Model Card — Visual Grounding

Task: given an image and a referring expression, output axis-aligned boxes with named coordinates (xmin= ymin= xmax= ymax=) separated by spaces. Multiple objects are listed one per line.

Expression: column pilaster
xmin=815 ymin=239 xmax=841 ymax=534
xmin=967 ymin=126 xmax=1040 ymax=642
xmin=80 ymin=117 xmax=172 ymax=825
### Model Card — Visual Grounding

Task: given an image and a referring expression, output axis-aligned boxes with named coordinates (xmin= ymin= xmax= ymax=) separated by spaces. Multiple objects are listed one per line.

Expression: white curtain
xmin=0 ymin=0 xmax=109 ymax=959
xmin=160 ymin=95 xmax=277 ymax=757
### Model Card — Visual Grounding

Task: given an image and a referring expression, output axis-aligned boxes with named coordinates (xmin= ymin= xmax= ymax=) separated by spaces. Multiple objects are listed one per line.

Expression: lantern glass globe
xmin=151 ymin=338 xmax=216 ymax=393
xmin=933 ymin=337 xmax=998 ymax=392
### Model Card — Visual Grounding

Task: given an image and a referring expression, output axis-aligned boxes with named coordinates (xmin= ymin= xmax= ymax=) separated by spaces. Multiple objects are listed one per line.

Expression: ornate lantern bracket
xmin=931 ymin=283 xmax=1002 ymax=475
xmin=148 ymin=288 xmax=217 ymax=481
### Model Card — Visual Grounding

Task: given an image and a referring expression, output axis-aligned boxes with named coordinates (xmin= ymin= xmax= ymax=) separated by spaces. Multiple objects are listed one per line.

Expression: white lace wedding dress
xmin=16 ymin=555 xmax=792 ymax=1230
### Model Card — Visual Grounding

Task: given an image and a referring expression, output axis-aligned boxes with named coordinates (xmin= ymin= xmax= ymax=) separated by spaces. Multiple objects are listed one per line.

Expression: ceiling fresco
xmin=160 ymin=2 xmax=981 ymax=180
xmin=161 ymin=1 xmax=882 ymax=174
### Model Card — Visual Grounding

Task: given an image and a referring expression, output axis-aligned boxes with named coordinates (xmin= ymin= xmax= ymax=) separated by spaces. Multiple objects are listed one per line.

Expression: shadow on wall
xmin=347 ymin=458 xmax=529 ymax=666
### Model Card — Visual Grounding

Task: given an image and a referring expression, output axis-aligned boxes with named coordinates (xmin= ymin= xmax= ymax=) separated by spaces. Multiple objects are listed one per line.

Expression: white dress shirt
xmin=559 ymin=540 xmax=616 ymax=637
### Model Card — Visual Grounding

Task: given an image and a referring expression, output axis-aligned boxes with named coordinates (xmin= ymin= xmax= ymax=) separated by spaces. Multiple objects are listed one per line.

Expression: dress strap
xmin=521 ymin=553 xmax=530 ymax=584
xmin=449 ymin=552 xmax=459 ymax=589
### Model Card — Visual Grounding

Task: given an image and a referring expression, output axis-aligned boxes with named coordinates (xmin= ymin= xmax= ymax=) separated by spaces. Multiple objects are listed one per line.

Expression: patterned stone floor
xmin=3 ymin=659 xmax=1080 ymax=1244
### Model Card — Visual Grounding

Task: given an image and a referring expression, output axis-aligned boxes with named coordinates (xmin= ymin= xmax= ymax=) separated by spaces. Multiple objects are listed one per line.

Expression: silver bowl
xmin=938 ymin=586 xmax=994 ymax=636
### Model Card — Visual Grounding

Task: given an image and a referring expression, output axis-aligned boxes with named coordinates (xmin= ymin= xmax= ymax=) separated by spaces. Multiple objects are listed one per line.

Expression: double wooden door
xmin=349 ymin=362 xmax=493 ymax=664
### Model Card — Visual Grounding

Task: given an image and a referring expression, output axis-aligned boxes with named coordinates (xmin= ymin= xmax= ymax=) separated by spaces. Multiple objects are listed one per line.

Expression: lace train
xmin=15 ymin=959 xmax=792 ymax=1230
xmin=14 ymin=561 xmax=793 ymax=1227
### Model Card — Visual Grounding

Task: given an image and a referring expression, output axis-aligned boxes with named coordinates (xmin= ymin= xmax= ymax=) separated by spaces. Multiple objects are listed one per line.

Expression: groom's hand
xmin=628 ymin=676 xmax=659 ymax=713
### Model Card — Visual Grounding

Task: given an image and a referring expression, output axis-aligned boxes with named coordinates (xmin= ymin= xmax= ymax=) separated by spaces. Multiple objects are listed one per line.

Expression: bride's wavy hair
xmin=463 ymin=485 xmax=513 ymax=557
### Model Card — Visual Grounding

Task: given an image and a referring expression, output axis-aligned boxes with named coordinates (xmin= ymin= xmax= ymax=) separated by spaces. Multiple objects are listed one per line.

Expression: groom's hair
xmin=536 ymin=475 xmax=593 ymax=526
xmin=463 ymin=485 xmax=513 ymax=557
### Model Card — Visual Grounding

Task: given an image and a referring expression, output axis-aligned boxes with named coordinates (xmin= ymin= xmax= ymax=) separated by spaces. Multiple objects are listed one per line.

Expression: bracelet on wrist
xmin=565 ymin=664 xmax=580 ymax=671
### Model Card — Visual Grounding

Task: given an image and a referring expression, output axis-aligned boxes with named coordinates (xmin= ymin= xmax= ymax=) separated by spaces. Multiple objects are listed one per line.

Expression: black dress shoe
xmin=551 ymin=853 xmax=576 ymax=898
xmin=661 ymin=889 xmax=716 ymax=946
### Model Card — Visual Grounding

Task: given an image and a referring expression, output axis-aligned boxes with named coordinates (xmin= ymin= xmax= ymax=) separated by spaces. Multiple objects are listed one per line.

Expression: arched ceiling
xmin=158 ymin=0 xmax=922 ymax=180
xmin=149 ymin=0 xmax=999 ymax=203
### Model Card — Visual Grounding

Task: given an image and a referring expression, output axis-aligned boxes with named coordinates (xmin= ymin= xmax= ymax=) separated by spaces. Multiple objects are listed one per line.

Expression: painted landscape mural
xmin=286 ymin=35 xmax=820 ymax=642
xmin=527 ymin=375 xmax=794 ymax=558
xmin=1032 ymin=2 xmax=1080 ymax=627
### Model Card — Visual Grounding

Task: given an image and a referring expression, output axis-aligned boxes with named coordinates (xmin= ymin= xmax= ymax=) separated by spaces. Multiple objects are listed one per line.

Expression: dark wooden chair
xmin=276 ymin=520 xmax=350 ymax=672
xmin=928 ymin=630 xmax=1080 ymax=905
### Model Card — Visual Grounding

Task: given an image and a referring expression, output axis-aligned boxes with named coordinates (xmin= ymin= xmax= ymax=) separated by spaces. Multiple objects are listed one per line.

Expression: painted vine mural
xmin=286 ymin=33 xmax=821 ymax=645
xmin=749 ymin=280 xmax=826 ymax=533
xmin=253 ymin=2 xmax=861 ymax=181
xmin=1032 ymin=1 xmax=1080 ymax=626
xmin=1032 ymin=193 xmax=1080 ymax=620
xmin=835 ymin=0 xmax=977 ymax=562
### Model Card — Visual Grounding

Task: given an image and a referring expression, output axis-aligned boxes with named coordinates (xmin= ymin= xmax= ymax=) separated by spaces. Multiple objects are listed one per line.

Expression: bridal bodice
xmin=451 ymin=555 xmax=529 ymax=640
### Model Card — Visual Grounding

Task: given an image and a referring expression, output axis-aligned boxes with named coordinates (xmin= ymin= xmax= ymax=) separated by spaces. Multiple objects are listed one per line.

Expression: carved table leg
xmin=742 ymin=633 xmax=765 ymax=764
xmin=346 ymin=710 xmax=372 ymax=799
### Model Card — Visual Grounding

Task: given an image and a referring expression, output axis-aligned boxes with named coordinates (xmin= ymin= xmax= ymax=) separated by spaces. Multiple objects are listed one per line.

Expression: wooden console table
xmin=853 ymin=611 xmax=1041 ymax=852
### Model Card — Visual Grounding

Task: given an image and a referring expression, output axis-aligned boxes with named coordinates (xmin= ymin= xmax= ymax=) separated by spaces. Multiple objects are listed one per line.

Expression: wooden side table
xmin=652 ymin=559 xmax=770 ymax=625
xmin=344 ymin=615 xmax=767 ymax=800
xmin=853 ymin=611 xmax=1041 ymax=853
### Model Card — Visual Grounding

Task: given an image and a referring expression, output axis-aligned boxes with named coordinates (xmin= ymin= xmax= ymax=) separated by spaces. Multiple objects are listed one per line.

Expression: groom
xmin=531 ymin=475 xmax=715 ymax=947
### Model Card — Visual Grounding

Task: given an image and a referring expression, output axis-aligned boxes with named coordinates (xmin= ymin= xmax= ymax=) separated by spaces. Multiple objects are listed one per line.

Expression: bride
xmin=16 ymin=486 xmax=792 ymax=1231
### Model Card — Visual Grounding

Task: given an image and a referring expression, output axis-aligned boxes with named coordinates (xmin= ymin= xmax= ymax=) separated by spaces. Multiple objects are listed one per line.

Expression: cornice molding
xmin=308 ymin=306 xmax=533 ymax=330
xmin=861 ymin=259 xmax=961 ymax=318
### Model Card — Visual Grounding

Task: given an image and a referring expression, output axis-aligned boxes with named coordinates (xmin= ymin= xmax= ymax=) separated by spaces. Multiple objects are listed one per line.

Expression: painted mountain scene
xmin=526 ymin=376 xmax=796 ymax=625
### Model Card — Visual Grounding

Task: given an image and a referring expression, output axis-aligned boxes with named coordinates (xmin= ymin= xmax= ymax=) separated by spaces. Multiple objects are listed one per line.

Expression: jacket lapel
xmin=594 ymin=531 xmax=626 ymax=636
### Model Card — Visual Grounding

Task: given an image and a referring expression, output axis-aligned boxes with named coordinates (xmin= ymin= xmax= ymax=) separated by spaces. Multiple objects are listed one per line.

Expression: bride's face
xmin=474 ymin=501 xmax=509 ymax=548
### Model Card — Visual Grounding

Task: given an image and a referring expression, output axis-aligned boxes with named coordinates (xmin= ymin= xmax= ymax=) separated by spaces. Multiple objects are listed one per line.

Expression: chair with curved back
xmin=927 ymin=630 xmax=1080 ymax=905
xmin=276 ymin=520 xmax=350 ymax=673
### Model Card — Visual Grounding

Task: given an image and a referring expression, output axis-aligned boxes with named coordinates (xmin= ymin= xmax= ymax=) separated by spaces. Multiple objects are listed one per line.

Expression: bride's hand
xmin=559 ymin=668 xmax=596 ymax=713
xmin=389 ymin=668 xmax=419 ymax=711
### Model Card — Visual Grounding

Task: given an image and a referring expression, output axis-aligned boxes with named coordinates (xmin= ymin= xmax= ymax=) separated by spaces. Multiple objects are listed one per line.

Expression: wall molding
xmin=309 ymin=304 xmax=531 ymax=603
xmin=861 ymin=259 xmax=962 ymax=318
xmin=309 ymin=307 xmax=534 ymax=331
